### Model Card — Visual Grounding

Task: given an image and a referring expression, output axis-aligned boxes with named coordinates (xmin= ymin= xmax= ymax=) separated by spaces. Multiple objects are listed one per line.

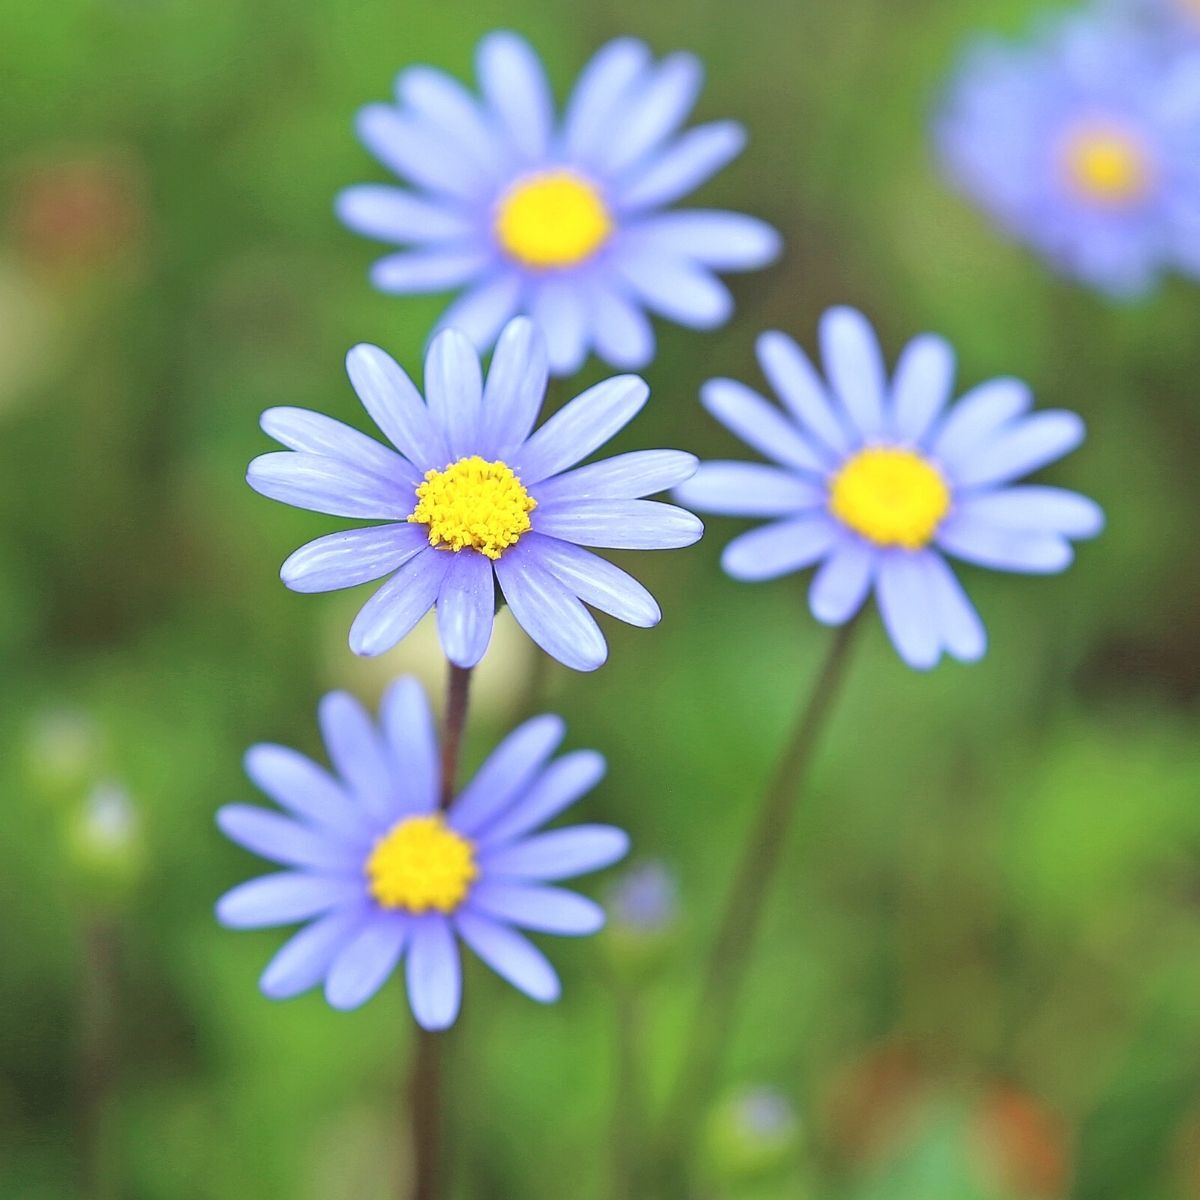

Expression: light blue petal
xmin=468 ymin=882 xmax=605 ymax=935
xmin=920 ymin=553 xmax=987 ymax=663
xmin=514 ymin=375 xmax=648 ymax=485
xmin=807 ymin=535 xmax=875 ymax=625
xmin=370 ymin=247 xmax=491 ymax=295
xmin=424 ymin=328 xmax=484 ymax=459
xmin=325 ymin=916 xmax=409 ymax=1011
xmin=335 ymin=184 xmax=476 ymax=244
xmin=929 ymin=378 xmax=1032 ymax=465
xmin=281 ymin=524 xmax=427 ymax=594
xmin=480 ymin=825 xmax=630 ymax=881
xmin=475 ymin=750 xmax=606 ymax=846
xmin=818 ymin=306 xmax=886 ymax=441
xmin=562 ymin=38 xmax=651 ymax=162
xmin=755 ymin=331 xmax=850 ymax=457
xmin=355 ymin=104 xmax=491 ymax=201
xmin=345 ymin=343 xmax=448 ymax=469
xmin=533 ymin=499 xmax=703 ymax=550
xmin=482 ymin=316 xmax=549 ymax=460
xmin=950 ymin=411 xmax=1087 ymax=490
xmin=434 ymin=273 xmax=523 ymax=357
xmin=721 ymin=515 xmax=839 ymax=582
xmin=953 ymin=486 xmax=1104 ymax=538
xmin=889 ymin=333 xmax=956 ymax=445
xmin=318 ymin=691 xmax=395 ymax=824
xmin=493 ymin=544 xmax=608 ymax=671
xmin=405 ymin=916 xmax=462 ymax=1031
xmin=215 ymin=873 xmax=361 ymax=930
xmin=449 ymin=714 xmax=567 ymax=836
xmin=533 ymin=449 xmax=697 ymax=504
xmin=585 ymin=279 xmax=656 ymax=370
xmin=348 ymin=549 xmax=449 ymax=656
xmin=436 ymin=550 xmax=495 ymax=670
xmin=614 ymin=252 xmax=732 ymax=329
xmin=244 ymin=744 xmax=367 ymax=835
xmin=455 ymin=911 xmax=560 ymax=1002
xmin=528 ymin=276 xmax=589 ymax=376
xmin=517 ymin=534 xmax=661 ymax=627
xmin=875 ymin=551 xmax=941 ymax=670
xmin=595 ymin=52 xmax=703 ymax=176
xmin=216 ymin=805 xmax=363 ymax=871
xmin=674 ymin=461 xmax=822 ymax=517
xmin=625 ymin=210 xmax=781 ymax=270
xmin=247 ymin=452 xmax=412 ymax=520
xmin=259 ymin=907 xmax=368 ymax=1000
xmin=260 ymin=407 xmax=421 ymax=486
xmin=936 ymin=514 xmax=1075 ymax=574
xmin=615 ymin=120 xmax=745 ymax=212
xmin=395 ymin=66 xmax=507 ymax=180
xmin=476 ymin=31 xmax=554 ymax=160
xmin=700 ymin=378 xmax=826 ymax=474
xmin=379 ymin=676 xmax=440 ymax=816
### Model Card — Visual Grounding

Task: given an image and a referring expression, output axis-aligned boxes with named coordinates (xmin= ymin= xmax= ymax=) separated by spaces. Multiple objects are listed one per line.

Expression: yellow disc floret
xmin=365 ymin=814 xmax=478 ymax=914
xmin=494 ymin=169 xmax=613 ymax=270
xmin=1062 ymin=126 xmax=1150 ymax=206
xmin=408 ymin=455 xmax=536 ymax=560
xmin=829 ymin=447 xmax=951 ymax=550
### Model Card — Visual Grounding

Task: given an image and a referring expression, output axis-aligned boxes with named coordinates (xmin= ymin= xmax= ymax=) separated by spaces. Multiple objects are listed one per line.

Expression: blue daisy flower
xmin=936 ymin=11 xmax=1200 ymax=297
xmin=336 ymin=31 xmax=781 ymax=374
xmin=215 ymin=678 xmax=628 ymax=1030
xmin=674 ymin=307 xmax=1104 ymax=670
xmin=247 ymin=317 xmax=702 ymax=672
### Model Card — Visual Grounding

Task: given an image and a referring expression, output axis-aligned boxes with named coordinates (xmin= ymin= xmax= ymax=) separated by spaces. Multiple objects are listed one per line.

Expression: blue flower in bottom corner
xmin=215 ymin=678 xmax=627 ymax=1030
xmin=674 ymin=307 xmax=1104 ymax=670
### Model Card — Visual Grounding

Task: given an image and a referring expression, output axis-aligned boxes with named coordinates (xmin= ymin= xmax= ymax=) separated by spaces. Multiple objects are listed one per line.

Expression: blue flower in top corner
xmin=337 ymin=32 xmax=781 ymax=374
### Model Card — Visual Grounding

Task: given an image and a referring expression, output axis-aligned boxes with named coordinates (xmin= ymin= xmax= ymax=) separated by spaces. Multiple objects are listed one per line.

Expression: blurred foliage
xmin=2 ymin=0 xmax=1199 ymax=1197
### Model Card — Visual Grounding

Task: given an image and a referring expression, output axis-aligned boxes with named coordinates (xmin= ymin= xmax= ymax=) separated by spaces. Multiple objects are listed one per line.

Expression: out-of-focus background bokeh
xmin=2 ymin=1 xmax=1198 ymax=1197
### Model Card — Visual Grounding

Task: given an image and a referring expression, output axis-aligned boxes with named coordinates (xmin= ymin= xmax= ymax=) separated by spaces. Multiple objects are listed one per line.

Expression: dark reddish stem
xmin=409 ymin=663 xmax=472 ymax=1200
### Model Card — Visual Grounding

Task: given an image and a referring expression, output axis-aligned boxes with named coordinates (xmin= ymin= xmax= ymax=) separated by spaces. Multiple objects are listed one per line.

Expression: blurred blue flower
xmin=936 ymin=11 xmax=1200 ymax=297
xmin=247 ymin=317 xmax=701 ymax=671
xmin=606 ymin=859 xmax=679 ymax=934
xmin=215 ymin=679 xmax=627 ymax=1030
xmin=675 ymin=307 xmax=1104 ymax=670
xmin=337 ymin=32 xmax=781 ymax=374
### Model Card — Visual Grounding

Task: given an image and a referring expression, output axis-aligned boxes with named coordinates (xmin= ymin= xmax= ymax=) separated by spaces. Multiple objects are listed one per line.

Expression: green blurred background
xmin=2 ymin=0 xmax=1198 ymax=1196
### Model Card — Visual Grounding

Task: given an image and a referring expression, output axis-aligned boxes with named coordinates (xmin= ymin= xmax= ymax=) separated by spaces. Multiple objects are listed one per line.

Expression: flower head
xmin=337 ymin=32 xmax=780 ymax=374
xmin=674 ymin=307 xmax=1104 ymax=670
xmin=247 ymin=317 xmax=702 ymax=672
xmin=936 ymin=12 xmax=1200 ymax=296
xmin=215 ymin=679 xmax=628 ymax=1029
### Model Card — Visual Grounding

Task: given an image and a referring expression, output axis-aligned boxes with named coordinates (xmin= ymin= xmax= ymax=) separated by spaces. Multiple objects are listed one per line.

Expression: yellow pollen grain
xmin=365 ymin=814 xmax=478 ymax=914
xmin=1063 ymin=127 xmax=1150 ymax=206
xmin=408 ymin=455 xmax=535 ymax=560
xmin=829 ymin=447 xmax=951 ymax=550
xmin=494 ymin=170 xmax=613 ymax=270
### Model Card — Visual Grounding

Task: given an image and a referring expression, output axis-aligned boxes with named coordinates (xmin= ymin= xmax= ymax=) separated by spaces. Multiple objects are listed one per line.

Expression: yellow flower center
xmin=1062 ymin=127 xmax=1150 ymax=206
xmin=829 ymin=447 xmax=951 ymax=550
xmin=494 ymin=170 xmax=613 ymax=270
xmin=408 ymin=455 xmax=536 ymax=560
xmin=365 ymin=814 xmax=478 ymax=914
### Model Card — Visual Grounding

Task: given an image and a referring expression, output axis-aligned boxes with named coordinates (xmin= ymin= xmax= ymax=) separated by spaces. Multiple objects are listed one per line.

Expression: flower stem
xmin=409 ymin=663 xmax=473 ymax=1200
xmin=440 ymin=665 xmax=473 ymax=810
xmin=658 ymin=617 xmax=861 ymax=1169
xmin=79 ymin=915 xmax=119 ymax=1200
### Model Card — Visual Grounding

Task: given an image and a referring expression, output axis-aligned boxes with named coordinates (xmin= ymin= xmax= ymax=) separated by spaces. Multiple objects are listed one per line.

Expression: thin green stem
xmin=657 ymin=618 xmax=861 ymax=1173
xmin=409 ymin=663 xmax=473 ymax=1200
